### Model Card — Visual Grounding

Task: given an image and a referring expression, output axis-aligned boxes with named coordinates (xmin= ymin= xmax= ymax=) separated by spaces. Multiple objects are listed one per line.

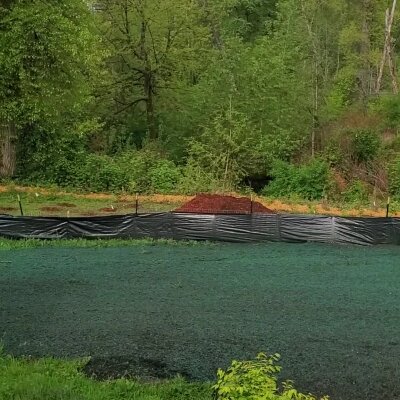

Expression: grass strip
xmin=0 ymin=238 xmax=211 ymax=251
xmin=0 ymin=353 xmax=212 ymax=400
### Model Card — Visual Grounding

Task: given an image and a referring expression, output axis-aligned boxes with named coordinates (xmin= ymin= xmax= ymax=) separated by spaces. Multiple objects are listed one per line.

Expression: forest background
xmin=2 ymin=0 xmax=400 ymax=206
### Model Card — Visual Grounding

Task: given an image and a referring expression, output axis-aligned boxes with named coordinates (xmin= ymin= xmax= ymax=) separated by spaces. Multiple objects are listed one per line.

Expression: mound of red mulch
xmin=174 ymin=194 xmax=275 ymax=214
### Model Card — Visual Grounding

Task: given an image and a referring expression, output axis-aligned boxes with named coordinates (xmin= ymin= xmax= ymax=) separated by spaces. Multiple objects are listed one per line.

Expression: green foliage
xmin=0 ymin=354 xmax=211 ymax=400
xmin=322 ymin=139 xmax=344 ymax=168
xmin=115 ymin=150 xmax=181 ymax=193
xmin=17 ymin=125 xmax=87 ymax=185
xmin=389 ymin=156 xmax=400 ymax=199
xmin=0 ymin=0 xmax=102 ymax=124
xmin=371 ymin=94 xmax=400 ymax=129
xmin=350 ymin=129 xmax=381 ymax=164
xmin=213 ymin=353 xmax=328 ymax=400
xmin=148 ymin=160 xmax=182 ymax=194
xmin=264 ymin=159 xmax=330 ymax=200
xmin=342 ymin=180 xmax=370 ymax=204
xmin=325 ymin=67 xmax=357 ymax=118
xmin=1 ymin=0 xmax=398 ymax=200
xmin=188 ymin=108 xmax=263 ymax=190
xmin=115 ymin=150 xmax=156 ymax=192
xmin=78 ymin=154 xmax=128 ymax=192
xmin=18 ymin=142 xmax=183 ymax=193
xmin=177 ymin=160 xmax=222 ymax=194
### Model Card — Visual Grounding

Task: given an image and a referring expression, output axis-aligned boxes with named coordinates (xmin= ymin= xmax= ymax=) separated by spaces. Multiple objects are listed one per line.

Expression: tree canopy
xmin=1 ymin=0 xmax=400 ymax=201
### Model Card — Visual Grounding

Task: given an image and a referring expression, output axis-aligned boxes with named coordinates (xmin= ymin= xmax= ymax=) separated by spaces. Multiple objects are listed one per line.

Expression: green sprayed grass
xmin=0 ymin=353 xmax=212 ymax=400
xmin=2 ymin=243 xmax=399 ymax=399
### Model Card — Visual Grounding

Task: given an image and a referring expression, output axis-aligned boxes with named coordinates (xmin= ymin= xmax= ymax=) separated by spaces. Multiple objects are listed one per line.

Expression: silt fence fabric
xmin=0 ymin=212 xmax=399 ymax=245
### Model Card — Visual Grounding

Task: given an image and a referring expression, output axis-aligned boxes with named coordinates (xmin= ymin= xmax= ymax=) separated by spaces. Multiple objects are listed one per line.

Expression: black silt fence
xmin=1 ymin=213 xmax=400 ymax=246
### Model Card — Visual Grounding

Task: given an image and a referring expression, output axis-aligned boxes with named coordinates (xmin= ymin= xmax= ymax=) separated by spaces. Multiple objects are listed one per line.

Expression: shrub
xmin=389 ymin=156 xmax=400 ymax=200
xmin=213 ymin=353 xmax=328 ymax=400
xmin=342 ymin=180 xmax=369 ymax=204
xmin=371 ymin=93 xmax=400 ymax=129
xmin=81 ymin=154 xmax=128 ymax=192
xmin=263 ymin=159 xmax=330 ymax=200
xmin=177 ymin=159 xmax=225 ymax=194
xmin=350 ymin=129 xmax=380 ymax=164
xmin=148 ymin=160 xmax=182 ymax=194
xmin=187 ymin=109 xmax=263 ymax=190
xmin=115 ymin=150 xmax=156 ymax=192
xmin=322 ymin=139 xmax=344 ymax=168
xmin=49 ymin=154 xmax=129 ymax=192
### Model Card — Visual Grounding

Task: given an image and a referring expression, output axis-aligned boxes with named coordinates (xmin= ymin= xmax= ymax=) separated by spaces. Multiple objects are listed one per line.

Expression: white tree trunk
xmin=376 ymin=0 xmax=397 ymax=93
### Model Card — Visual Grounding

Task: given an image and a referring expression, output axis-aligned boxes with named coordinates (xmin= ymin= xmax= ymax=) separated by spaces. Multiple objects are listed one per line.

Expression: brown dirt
xmin=57 ymin=203 xmax=77 ymax=208
xmin=80 ymin=211 xmax=98 ymax=217
xmin=99 ymin=207 xmax=117 ymax=212
xmin=40 ymin=206 xmax=63 ymax=212
xmin=0 ymin=206 xmax=17 ymax=212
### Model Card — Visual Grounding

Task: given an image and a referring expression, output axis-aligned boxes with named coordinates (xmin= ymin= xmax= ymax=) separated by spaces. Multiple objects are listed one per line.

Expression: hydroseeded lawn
xmin=1 ymin=242 xmax=400 ymax=400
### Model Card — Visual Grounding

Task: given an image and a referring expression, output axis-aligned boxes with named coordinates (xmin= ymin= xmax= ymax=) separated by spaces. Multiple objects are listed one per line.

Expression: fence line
xmin=1 ymin=213 xmax=399 ymax=246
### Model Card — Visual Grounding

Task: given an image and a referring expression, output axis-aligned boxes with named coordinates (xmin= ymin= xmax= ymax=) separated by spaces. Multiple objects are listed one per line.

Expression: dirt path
xmin=0 ymin=185 xmax=192 ymax=204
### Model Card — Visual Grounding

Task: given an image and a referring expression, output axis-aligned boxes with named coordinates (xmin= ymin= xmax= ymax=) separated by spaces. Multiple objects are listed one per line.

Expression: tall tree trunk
xmin=144 ymin=71 xmax=157 ymax=141
xmin=386 ymin=9 xmax=399 ymax=94
xmin=376 ymin=0 xmax=397 ymax=93
xmin=360 ymin=0 xmax=372 ymax=106
xmin=299 ymin=0 xmax=319 ymax=157
xmin=139 ymin=16 xmax=158 ymax=141
xmin=199 ymin=0 xmax=223 ymax=49
xmin=0 ymin=121 xmax=17 ymax=178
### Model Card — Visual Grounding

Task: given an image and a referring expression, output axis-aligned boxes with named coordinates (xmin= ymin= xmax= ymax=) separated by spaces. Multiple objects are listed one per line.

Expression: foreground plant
xmin=213 ymin=353 xmax=329 ymax=400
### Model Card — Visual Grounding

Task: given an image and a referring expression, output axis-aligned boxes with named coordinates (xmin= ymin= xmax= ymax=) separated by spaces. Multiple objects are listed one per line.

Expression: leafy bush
xmin=45 ymin=153 xmax=128 ymax=192
xmin=148 ymin=160 xmax=182 ymax=193
xmin=322 ymin=139 xmax=344 ymax=168
xmin=115 ymin=150 xmax=157 ymax=192
xmin=389 ymin=157 xmax=400 ymax=199
xmin=34 ymin=149 xmax=181 ymax=194
xmin=188 ymin=109 xmax=264 ymax=190
xmin=350 ymin=129 xmax=380 ymax=164
xmin=371 ymin=93 xmax=400 ymax=129
xmin=177 ymin=159 xmax=226 ymax=194
xmin=342 ymin=180 xmax=369 ymax=204
xmin=81 ymin=154 xmax=128 ymax=192
xmin=263 ymin=159 xmax=330 ymax=200
xmin=17 ymin=126 xmax=87 ymax=186
xmin=324 ymin=66 xmax=356 ymax=118
xmin=213 ymin=353 xmax=328 ymax=400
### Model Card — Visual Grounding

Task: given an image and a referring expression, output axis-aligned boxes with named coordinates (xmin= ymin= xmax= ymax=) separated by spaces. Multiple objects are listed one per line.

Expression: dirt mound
xmin=174 ymin=194 xmax=274 ymax=214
